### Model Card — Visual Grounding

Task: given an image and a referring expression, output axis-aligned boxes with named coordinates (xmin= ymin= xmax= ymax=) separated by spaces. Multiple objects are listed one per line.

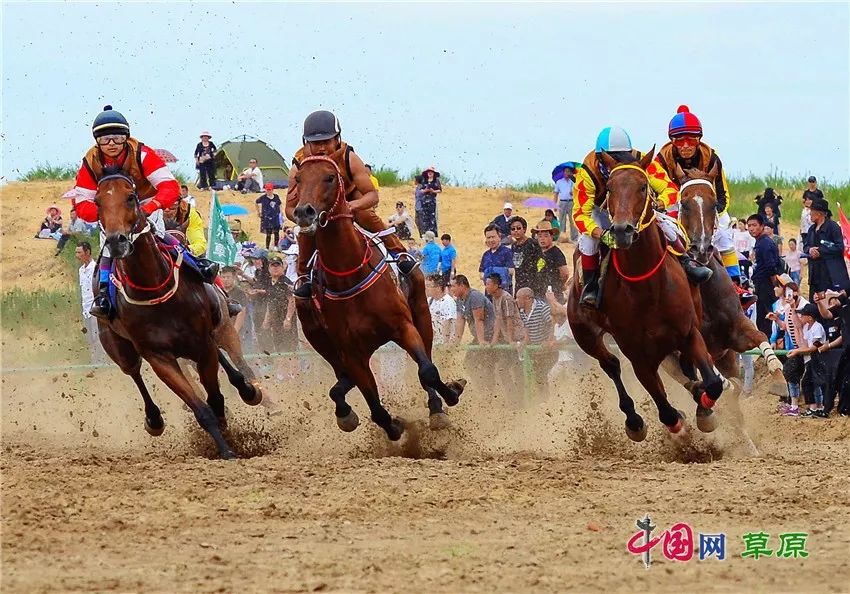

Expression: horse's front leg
xmin=631 ymin=359 xmax=684 ymax=433
xmin=341 ymin=350 xmax=403 ymax=441
xmin=396 ymin=322 xmax=465 ymax=409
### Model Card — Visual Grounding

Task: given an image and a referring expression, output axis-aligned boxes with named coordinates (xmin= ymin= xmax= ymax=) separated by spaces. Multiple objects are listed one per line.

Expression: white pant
xmin=712 ymin=211 xmax=734 ymax=253
xmin=99 ymin=209 xmax=164 ymax=257
xmin=577 ymin=207 xmax=611 ymax=256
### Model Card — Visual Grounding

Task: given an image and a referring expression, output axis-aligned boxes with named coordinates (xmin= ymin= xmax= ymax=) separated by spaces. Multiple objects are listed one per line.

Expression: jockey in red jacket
xmin=75 ymin=105 xmax=220 ymax=319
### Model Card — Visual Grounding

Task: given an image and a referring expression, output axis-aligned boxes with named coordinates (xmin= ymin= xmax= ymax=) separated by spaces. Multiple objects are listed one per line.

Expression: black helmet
xmin=303 ymin=110 xmax=341 ymax=142
xmin=92 ymin=105 xmax=130 ymax=138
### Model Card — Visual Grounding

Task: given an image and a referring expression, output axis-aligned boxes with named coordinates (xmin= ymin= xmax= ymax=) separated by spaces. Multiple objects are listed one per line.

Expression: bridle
xmin=679 ymin=178 xmax=717 ymax=265
xmin=96 ymin=173 xmax=151 ymax=246
xmin=298 ymin=155 xmax=354 ymax=228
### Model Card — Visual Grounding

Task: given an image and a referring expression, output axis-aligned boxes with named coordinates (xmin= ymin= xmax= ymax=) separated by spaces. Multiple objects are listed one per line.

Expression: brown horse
xmin=664 ymin=166 xmax=782 ymax=392
xmin=291 ymin=155 xmax=464 ymax=440
xmin=567 ymin=149 xmax=724 ymax=439
xmin=94 ymin=173 xmax=263 ymax=459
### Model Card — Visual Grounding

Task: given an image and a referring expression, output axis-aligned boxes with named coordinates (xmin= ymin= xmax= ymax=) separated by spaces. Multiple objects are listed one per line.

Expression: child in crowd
xmin=768 ymin=277 xmax=808 ymax=415
xmin=787 ymin=303 xmax=828 ymax=417
xmin=784 ymin=238 xmax=803 ymax=286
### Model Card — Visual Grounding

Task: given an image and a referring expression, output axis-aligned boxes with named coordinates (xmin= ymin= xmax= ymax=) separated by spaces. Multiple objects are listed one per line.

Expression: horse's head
xmin=95 ymin=172 xmax=145 ymax=258
xmin=600 ymin=147 xmax=655 ymax=249
xmin=675 ymin=163 xmax=719 ymax=264
xmin=292 ymin=155 xmax=348 ymax=235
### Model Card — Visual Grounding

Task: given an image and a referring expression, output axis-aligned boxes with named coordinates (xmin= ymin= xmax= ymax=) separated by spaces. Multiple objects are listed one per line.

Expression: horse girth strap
xmin=607 ymin=164 xmax=655 ymax=233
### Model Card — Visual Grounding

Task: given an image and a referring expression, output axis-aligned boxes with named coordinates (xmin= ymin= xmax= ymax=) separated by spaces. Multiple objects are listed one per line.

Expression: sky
xmin=2 ymin=1 xmax=848 ymax=186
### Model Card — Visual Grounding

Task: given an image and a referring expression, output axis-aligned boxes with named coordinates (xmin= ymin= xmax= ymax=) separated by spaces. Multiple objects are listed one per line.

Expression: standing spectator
xmin=755 ymin=187 xmax=783 ymax=221
xmin=256 ymin=182 xmax=283 ymax=249
xmin=817 ymin=289 xmax=850 ymax=416
xmin=515 ymin=287 xmax=558 ymax=397
xmin=365 ymin=164 xmax=380 ymax=190
xmin=413 ymin=175 xmax=425 ymax=238
xmin=509 ymin=215 xmax=543 ymax=296
xmin=802 ymin=176 xmax=824 ymax=202
xmin=543 ymin=209 xmax=561 ymax=241
xmin=420 ymin=230 xmax=442 ymax=276
xmin=259 ymin=251 xmax=297 ymax=353
xmin=220 ymin=266 xmax=255 ymax=353
xmin=480 ymin=224 xmax=515 ymax=295
xmin=787 ymin=303 xmax=828 ymax=417
xmin=75 ymin=242 xmax=106 ymax=364
xmin=804 ymin=198 xmax=850 ymax=297
xmin=733 ymin=218 xmax=755 ymax=284
xmin=763 ymin=204 xmax=782 ymax=253
xmin=282 ymin=242 xmax=299 ymax=285
xmin=194 ymin=132 xmax=217 ymax=190
xmin=237 ymin=158 xmax=263 ymax=193
xmin=490 ymin=202 xmax=514 ymax=242
xmin=800 ymin=194 xmax=814 ymax=247
xmin=405 ymin=237 xmax=422 ymax=262
xmin=748 ymin=213 xmax=782 ymax=337
xmin=388 ymin=201 xmax=414 ymax=240
xmin=450 ymin=274 xmax=495 ymax=345
xmin=554 ymin=165 xmax=578 ymax=243
xmin=533 ymin=220 xmax=570 ymax=303
xmin=484 ymin=273 xmax=523 ymax=345
xmin=179 ymin=184 xmax=197 ymax=208
xmin=785 ymin=238 xmax=803 ymax=286
xmin=439 ymin=233 xmax=458 ymax=287
xmin=426 ymin=275 xmax=456 ymax=345
xmin=419 ymin=166 xmax=441 ymax=234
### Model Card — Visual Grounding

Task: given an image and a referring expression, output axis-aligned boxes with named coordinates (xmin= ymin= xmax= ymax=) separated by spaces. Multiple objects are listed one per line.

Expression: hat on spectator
xmin=229 ymin=219 xmax=243 ymax=233
xmin=796 ymin=303 xmax=820 ymax=318
xmin=423 ymin=230 xmax=436 ymax=242
xmin=807 ymin=176 xmax=817 ymax=183
xmin=810 ymin=197 xmax=831 ymax=216
xmin=282 ymin=243 xmax=299 ymax=256
xmin=503 ymin=202 xmax=513 ymax=210
xmin=200 ymin=132 xmax=212 ymax=139
xmin=264 ymin=182 xmax=274 ymax=190
xmin=422 ymin=165 xmax=440 ymax=177
xmin=250 ymin=247 xmax=268 ymax=259
xmin=240 ymin=242 xmax=257 ymax=256
xmin=777 ymin=273 xmax=794 ymax=287
xmin=532 ymin=220 xmax=556 ymax=234
xmin=267 ymin=251 xmax=284 ymax=264
xmin=46 ymin=204 xmax=62 ymax=216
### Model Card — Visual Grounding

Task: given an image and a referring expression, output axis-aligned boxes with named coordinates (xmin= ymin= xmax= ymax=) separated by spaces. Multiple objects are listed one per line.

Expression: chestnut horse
xmin=291 ymin=155 xmax=464 ymax=440
xmin=664 ymin=166 xmax=782 ymax=392
xmin=567 ymin=149 xmax=724 ymax=439
xmin=94 ymin=173 xmax=263 ymax=459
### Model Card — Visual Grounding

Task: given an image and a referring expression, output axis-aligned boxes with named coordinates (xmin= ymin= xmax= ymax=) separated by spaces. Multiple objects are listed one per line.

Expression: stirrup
xmin=197 ymin=259 xmax=220 ymax=284
xmin=226 ymin=299 xmax=242 ymax=317
xmin=294 ymin=280 xmax=312 ymax=299
xmin=90 ymin=292 xmax=113 ymax=320
xmin=679 ymin=256 xmax=713 ymax=284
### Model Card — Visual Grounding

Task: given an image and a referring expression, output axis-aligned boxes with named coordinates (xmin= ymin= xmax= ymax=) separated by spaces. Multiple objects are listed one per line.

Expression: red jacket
xmin=74 ymin=140 xmax=179 ymax=222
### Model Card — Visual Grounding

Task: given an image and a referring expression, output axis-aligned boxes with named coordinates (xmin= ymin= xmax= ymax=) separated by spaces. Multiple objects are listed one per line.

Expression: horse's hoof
xmin=429 ymin=411 xmax=452 ymax=431
xmin=386 ymin=417 xmax=405 ymax=441
xmin=220 ymin=449 xmax=237 ymax=460
xmin=667 ymin=417 xmax=685 ymax=434
xmin=624 ymin=422 xmax=647 ymax=442
xmin=696 ymin=407 xmax=718 ymax=433
xmin=144 ymin=416 xmax=165 ymax=437
xmin=336 ymin=410 xmax=360 ymax=432
xmin=241 ymin=382 xmax=263 ymax=406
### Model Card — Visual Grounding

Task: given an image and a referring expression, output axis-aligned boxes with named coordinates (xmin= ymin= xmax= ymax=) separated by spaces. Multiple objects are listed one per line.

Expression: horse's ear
xmin=599 ymin=150 xmax=618 ymax=171
xmin=706 ymin=162 xmax=719 ymax=182
xmin=638 ymin=145 xmax=656 ymax=170
xmin=674 ymin=163 xmax=687 ymax=185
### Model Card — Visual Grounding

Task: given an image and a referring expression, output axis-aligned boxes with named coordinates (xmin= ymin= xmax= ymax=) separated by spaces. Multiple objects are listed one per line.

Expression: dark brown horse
xmin=567 ymin=149 xmax=724 ymax=440
xmin=94 ymin=173 xmax=263 ymax=459
xmin=663 ymin=166 xmax=782 ymax=394
xmin=291 ymin=155 xmax=464 ymax=440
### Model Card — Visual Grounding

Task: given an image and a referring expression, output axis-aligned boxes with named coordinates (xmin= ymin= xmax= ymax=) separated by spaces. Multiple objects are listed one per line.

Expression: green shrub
xmin=371 ymin=166 xmax=406 ymax=187
xmin=20 ymin=163 xmax=77 ymax=181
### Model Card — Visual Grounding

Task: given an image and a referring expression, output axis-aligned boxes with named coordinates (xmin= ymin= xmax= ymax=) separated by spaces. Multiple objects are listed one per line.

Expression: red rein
xmin=117 ymin=244 xmax=176 ymax=291
xmin=611 ymin=246 xmax=668 ymax=283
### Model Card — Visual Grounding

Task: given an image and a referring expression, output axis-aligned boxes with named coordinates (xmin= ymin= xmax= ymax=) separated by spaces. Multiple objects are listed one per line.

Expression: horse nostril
xmin=117 ymin=234 xmax=128 ymax=243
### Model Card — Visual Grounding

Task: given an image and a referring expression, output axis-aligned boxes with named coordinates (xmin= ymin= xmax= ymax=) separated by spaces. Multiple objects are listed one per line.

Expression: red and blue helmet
xmin=668 ymin=105 xmax=703 ymax=138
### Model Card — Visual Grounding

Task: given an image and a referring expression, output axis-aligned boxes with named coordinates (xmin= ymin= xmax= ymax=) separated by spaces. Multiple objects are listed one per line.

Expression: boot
xmin=89 ymin=283 xmax=113 ymax=320
xmin=196 ymin=258 xmax=220 ymax=284
xmin=397 ymin=258 xmax=417 ymax=276
xmin=226 ymin=299 xmax=242 ymax=317
xmin=294 ymin=280 xmax=312 ymax=299
xmin=677 ymin=254 xmax=713 ymax=284
xmin=579 ymin=269 xmax=600 ymax=308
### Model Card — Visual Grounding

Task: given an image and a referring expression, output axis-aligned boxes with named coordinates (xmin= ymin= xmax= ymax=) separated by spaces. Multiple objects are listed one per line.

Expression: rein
xmin=299 ymin=155 xmax=354 ymax=227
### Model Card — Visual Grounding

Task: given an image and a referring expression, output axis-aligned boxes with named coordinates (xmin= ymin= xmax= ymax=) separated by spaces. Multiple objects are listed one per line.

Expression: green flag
xmin=206 ymin=191 xmax=238 ymax=265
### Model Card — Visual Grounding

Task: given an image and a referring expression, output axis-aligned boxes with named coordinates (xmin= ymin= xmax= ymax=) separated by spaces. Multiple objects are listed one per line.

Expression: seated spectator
xmin=55 ymin=206 xmax=94 ymax=254
xmin=420 ymin=231 xmax=441 ymax=275
xmin=236 ymin=158 xmax=263 ymax=193
xmin=36 ymin=205 xmax=63 ymax=239
xmin=484 ymin=273 xmax=523 ymax=345
xmin=450 ymin=274 xmax=495 ymax=345
xmin=490 ymin=202 xmax=514 ymax=243
xmin=509 ymin=215 xmax=543 ymax=295
xmin=480 ymin=224 xmax=515 ymax=295
xmin=179 ymin=184 xmax=197 ymax=208
xmin=515 ymin=287 xmax=558 ymax=397
xmin=543 ymin=209 xmax=561 ymax=241
xmin=256 ymin=182 xmax=283 ymax=249
xmin=532 ymin=220 xmax=569 ymax=303
xmin=439 ymin=233 xmax=457 ymax=287
xmin=388 ymin=201 xmax=414 ymax=240
xmin=425 ymin=275 xmax=456 ymax=345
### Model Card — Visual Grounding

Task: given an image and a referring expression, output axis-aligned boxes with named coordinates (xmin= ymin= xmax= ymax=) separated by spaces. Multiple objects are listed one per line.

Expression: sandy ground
xmin=2 ymin=181 xmax=849 ymax=592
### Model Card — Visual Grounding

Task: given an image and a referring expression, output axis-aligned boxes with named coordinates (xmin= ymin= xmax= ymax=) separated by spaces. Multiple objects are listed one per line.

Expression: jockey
xmin=573 ymin=126 xmax=713 ymax=308
xmin=75 ymin=105 xmax=220 ymax=319
xmin=285 ymin=110 xmax=416 ymax=299
xmin=654 ymin=105 xmax=740 ymax=283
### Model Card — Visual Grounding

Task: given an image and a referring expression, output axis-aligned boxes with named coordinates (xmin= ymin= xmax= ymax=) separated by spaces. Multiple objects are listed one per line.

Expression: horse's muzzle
xmin=688 ymin=243 xmax=714 ymax=265
xmin=610 ymin=223 xmax=636 ymax=249
xmin=105 ymin=232 xmax=132 ymax=258
xmin=293 ymin=203 xmax=317 ymax=232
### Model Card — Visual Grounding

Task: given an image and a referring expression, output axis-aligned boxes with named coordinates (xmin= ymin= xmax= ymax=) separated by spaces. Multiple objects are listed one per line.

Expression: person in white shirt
xmin=179 ymin=184 xmax=197 ymax=208
xmin=553 ymin=165 xmax=577 ymax=242
xmin=236 ymin=158 xmax=264 ymax=194
xmin=75 ymin=242 xmax=106 ymax=364
xmin=732 ymin=219 xmax=756 ymax=282
xmin=387 ymin=201 xmax=415 ymax=240
xmin=787 ymin=303 xmax=828 ymax=417
xmin=425 ymin=275 xmax=456 ymax=345
xmin=283 ymin=243 xmax=299 ymax=284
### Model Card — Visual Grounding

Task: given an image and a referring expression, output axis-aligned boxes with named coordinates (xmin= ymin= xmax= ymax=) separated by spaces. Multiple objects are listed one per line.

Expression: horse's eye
xmin=325 ymin=174 xmax=335 ymax=183
xmin=295 ymin=175 xmax=301 ymax=184
xmin=640 ymin=185 xmax=647 ymax=193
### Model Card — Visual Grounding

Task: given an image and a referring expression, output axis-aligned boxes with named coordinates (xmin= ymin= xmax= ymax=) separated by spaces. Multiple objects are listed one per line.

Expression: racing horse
xmin=94 ymin=172 xmax=263 ymax=459
xmin=663 ymin=165 xmax=782 ymax=395
xmin=291 ymin=155 xmax=465 ymax=440
xmin=567 ymin=149 xmax=724 ymax=439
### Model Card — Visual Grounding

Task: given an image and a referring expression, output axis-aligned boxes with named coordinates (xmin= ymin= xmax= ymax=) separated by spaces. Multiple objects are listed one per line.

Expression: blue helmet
xmin=595 ymin=126 xmax=632 ymax=153
xmin=92 ymin=105 xmax=130 ymax=138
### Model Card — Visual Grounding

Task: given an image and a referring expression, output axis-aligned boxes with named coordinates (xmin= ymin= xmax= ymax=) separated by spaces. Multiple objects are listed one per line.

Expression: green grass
xmin=727 ymin=174 xmax=850 ymax=226
xmin=20 ymin=163 xmax=78 ymax=181
xmin=372 ymin=166 xmax=407 ymax=187
xmin=509 ymin=180 xmax=553 ymax=195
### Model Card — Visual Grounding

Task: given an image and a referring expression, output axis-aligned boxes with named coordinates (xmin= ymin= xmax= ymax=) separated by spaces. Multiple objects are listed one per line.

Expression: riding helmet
xmin=595 ymin=126 xmax=632 ymax=153
xmin=668 ymin=105 xmax=703 ymax=138
xmin=92 ymin=105 xmax=130 ymax=138
xmin=303 ymin=110 xmax=341 ymax=143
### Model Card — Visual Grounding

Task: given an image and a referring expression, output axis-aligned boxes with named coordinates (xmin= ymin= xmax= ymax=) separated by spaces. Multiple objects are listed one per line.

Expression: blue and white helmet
xmin=595 ymin=126 xmax=633 ymax=153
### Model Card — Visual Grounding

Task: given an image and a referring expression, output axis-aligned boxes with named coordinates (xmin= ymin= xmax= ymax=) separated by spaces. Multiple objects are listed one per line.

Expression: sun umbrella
xmin=551 ymin=161 xmax=581 ymax=182
xmin=153 ymin=148 xmax=178 ymax=163
xmin=220 ymin=204 xmax=250 ymax=216
xmin=523 ymin=196 xmax=558 ymax=210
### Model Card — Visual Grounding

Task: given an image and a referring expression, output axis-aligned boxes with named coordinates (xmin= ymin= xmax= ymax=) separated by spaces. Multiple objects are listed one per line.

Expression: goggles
xmin=96 ymin=134 xmax=128 ymax=146
xmin=672 ymin=135 xmax=700 ymax=148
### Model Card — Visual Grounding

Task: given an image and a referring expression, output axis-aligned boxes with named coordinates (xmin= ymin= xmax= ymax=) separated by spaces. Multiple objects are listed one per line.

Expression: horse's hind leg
xmin=343 ymin=354 xmax=403 ymax=441
xmin=395 ymin=322 xmax=465 ymax=408
xmin=99 ymin=325 xmax=164 ymax=436
xmin=146 ymin=353 xmax=235 ymax=459
xmin=631 ymin=362 xmax=684 ymax=433
xmin=217 ymin=348 xmax=262 ymax=406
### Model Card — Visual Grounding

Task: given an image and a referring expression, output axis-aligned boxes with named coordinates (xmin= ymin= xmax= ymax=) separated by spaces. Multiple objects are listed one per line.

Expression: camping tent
xmin=214 ymin=135 xmax=289 ymax=187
